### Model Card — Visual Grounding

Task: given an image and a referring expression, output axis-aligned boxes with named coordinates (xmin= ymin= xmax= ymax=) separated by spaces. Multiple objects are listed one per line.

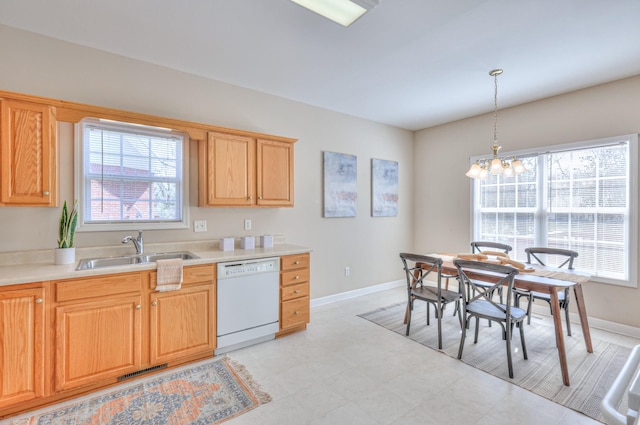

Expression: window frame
xmin=469 ymin=134 xmax=638 ymax=288
xmin=74 ymin=118 xmax=190 ymax=232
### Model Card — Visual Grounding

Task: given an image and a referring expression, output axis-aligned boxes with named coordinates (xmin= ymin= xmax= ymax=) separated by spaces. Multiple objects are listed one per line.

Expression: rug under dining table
xmin=358 ymin=301 xmax=631 ymax=423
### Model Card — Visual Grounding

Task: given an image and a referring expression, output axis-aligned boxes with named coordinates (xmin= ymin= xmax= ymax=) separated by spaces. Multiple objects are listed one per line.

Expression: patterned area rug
xmin=8 ymin=356 xmax=270 ymax=425
xmin=358 ymin=302 xmax=631 ymax=423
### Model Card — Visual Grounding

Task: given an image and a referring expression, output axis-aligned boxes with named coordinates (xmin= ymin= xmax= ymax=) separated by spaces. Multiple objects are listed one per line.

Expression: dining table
xmin=431 ymin=254 xmax=592 ymax=386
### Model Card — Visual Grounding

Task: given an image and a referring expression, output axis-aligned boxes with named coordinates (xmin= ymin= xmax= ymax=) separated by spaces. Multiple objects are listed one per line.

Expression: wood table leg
xmin=550 ymin=289 xmax=570 ymax=386
xmin=573 ymin=283 xmax=593 ymax=353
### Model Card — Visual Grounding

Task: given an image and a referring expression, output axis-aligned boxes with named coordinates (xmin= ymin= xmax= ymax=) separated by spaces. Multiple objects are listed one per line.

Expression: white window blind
xmin=76 ymin=119 xmax=187 ymax=230
xmin=472 ymin=135 xmax=637 ymax=287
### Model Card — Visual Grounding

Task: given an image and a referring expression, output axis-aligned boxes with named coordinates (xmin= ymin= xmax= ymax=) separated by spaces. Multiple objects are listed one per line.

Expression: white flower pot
xmin=54 ymin=247 xmax=76 ymax=265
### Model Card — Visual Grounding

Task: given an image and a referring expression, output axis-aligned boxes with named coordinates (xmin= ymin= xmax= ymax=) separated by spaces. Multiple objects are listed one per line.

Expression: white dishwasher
xmin=215 ymin=257 xmax=280 ymax=355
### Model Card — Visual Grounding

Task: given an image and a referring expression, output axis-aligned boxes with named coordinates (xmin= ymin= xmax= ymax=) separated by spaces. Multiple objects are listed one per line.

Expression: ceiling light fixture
xmin=466 ymin=69 xmax=526 ymax=180
xmin=290 ymin=0 xmax=379 ymax=27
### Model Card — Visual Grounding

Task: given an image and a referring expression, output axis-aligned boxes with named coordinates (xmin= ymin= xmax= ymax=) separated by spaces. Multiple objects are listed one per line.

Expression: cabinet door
xmin=55 ymin=296 xmax=142 ymax=391
xmin=257 ymin=139 xmax=294 ymax=207
xmin=149 ymin=284 xmax=215 ymax=364
xmin=0 ymin=99 xmax=56 ymax=206
xmin=200 ymin=132 xmax=255 ymax=206
xmin=0 ymin=288 xmax=45 ymax=408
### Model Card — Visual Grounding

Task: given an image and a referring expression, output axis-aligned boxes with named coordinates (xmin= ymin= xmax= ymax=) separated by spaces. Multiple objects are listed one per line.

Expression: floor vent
xmin=117 ymin=364 xmax=168 ymax=382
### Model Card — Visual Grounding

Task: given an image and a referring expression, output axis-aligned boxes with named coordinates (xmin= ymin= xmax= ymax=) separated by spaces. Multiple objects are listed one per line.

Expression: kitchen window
xmin=75 ymin=118 xmax=189 ymax=231
xmin=471 ymin=134 xmax=638 ymax=287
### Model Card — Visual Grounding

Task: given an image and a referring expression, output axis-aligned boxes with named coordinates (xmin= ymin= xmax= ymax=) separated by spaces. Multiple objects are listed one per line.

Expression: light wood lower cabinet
xmin=0 ymin=287 xmax=46 ymax=409
xmin=55 ymin=295 xmax=142 ymax=391
xmin=54 ymin=273 xmax=143 ymax=392
xmin=149 ymin=265 xmax=215 ymax=364
xmin=278 ymin=254 xmax=310 ymax=336
xmin=53 ymin=266 xmax=216 ymax=393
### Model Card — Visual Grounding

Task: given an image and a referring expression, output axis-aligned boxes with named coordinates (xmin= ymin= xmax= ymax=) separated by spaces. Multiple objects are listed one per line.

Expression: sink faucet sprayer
xmin=122 ymin=230 xmax=144 ymax=254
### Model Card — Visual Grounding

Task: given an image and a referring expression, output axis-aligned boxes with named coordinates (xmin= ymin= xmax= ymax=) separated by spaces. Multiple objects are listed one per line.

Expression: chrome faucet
xmin=122 ymin=230 xmax=144 ymax=254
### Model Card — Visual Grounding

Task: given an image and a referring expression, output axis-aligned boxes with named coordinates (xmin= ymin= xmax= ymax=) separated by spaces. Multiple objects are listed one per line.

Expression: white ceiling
xmin=1 ymin=0 xmax=640 ymax=131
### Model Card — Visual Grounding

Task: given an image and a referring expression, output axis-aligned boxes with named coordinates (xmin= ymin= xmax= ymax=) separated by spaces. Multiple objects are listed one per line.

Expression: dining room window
xmin=74 ymin=118 xmax=189 ymax=231
xmin=471 ymin=134 xmax=638 ymax=287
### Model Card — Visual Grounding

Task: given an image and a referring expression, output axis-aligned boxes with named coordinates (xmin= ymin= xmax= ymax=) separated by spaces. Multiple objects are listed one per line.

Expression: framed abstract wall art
xmin=323 ymin=151 xmax=357 ymax=217
xmin=371 ymin=158 xmax=398 ymax=217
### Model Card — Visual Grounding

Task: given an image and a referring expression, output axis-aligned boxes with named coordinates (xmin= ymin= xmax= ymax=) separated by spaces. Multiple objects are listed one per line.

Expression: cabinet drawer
xmin=150 ymin=264 xmax=215 ymax=290
xmin=281 ymin=282 xmax=309 ymax=301
xmin=281 ymin=254 xmax=309 ymax=271
xmin=281 ymin=296 xmax=310 ymax=329
xmin=281 ymin=268 xmax=309 ymax=286
xmin=55 ymin=273 xmax=142 ymax=303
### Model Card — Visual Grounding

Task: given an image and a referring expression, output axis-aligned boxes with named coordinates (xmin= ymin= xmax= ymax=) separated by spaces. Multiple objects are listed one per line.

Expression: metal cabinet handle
xmin=294 ymin=290 xmax=300 ymax=294
xmin=294 ymin=261 xmax=300 ymax=265
xmin=295 ymin=275 xmax=300 ymax=280
xmin=35 ymin=298 xmax=43 ymax=304
xmin=43 ymin=191 xmax=50 ymax=196
xmin=258 ymin=196 xmax=263 ymax=200
xmin=294 ymin=311 xmax=300 ymax=315
xmin=248 ymin=196 xmax=253 ymax=200
xmin=151 ymin=301 xmax=158 ymax=306
xmin=135 ymin=305 xmax=141 ymax=310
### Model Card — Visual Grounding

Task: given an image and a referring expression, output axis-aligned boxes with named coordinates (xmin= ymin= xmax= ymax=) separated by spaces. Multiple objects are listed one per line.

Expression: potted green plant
xmin=55 ymin=200 xmax=78 ymax=265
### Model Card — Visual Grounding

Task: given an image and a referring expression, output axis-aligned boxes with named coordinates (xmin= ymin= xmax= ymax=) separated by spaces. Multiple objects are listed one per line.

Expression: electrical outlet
xmin=194 ymin=220 xmax=207 ymax=232
xmin=244 ymin=219 xmax=252 ymax=230
xmin=345 ymin=266 xmax=351 ymax=277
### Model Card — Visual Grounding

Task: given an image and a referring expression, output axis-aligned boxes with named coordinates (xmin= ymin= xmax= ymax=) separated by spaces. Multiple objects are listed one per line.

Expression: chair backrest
xmin=399 ymin=253 xmax=443 ymax=295
xmin=470 ymin=241 xmax=513 ymax=255
xmin=525 ymin=247 xmax=578 ymax=269
xmin=454 ymin=259 xmax=519 ymax=312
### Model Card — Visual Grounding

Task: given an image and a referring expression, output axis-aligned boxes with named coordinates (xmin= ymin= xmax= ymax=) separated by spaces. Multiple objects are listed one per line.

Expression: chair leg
xmin=519 ymin=320 xmax=528 ymax=360
xmin=564 ymin=289 xmax=572 ymax=336
xmin=437 ymin=304 xmax=443 ymax=350
xmin=526 ymin=294 xmax=533 ymax=325
xmin=474 ymin=317 xmax=480 ymax=343
xmin=458 ymin=314 xmax=468 ymax=359
xmin=506 ymin=321 xmax=514 ymax=378
xmin=405 ymin=300 xmax=412 ymax=336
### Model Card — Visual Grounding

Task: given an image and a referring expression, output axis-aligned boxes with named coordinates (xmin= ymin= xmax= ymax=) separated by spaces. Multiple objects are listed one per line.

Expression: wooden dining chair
xmin=400 ymin=253 xmax=462 ymax=349
xmin=454 ymin=259 xmax=528 ymax=378
xmin=513 ymin=247 xmax=578 ymax=336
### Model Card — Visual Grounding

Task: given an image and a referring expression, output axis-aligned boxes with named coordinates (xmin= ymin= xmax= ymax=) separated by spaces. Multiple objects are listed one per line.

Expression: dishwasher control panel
xmin=217 ymin=257 xmax=280 ymax=279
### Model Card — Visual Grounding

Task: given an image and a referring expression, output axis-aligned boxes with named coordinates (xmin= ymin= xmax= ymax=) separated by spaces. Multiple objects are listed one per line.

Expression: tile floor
xmin=227 ymin=286 xmax=640 ymax=425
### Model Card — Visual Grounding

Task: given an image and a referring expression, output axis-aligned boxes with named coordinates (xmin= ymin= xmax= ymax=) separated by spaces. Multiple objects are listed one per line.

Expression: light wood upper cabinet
xmin=0 ymin=99 xmax=57 ymax=206
xmin=0 ymin=287 xmax=46 ymax=409
xmin=199 ymin=131 xmax=295 ymax=207
xmin=257 ymin=138 xmax=294 ymax=207
xmin=199 ymin=132 xmax=255 ymax=206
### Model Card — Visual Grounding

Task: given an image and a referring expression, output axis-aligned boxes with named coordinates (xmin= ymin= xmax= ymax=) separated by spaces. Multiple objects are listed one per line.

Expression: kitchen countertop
xmin=0 ymin=243 xmax=311 ymax=287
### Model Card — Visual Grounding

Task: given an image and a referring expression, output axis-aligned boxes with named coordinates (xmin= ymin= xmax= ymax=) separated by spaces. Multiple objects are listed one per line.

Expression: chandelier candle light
xmin=466 ymin=69 xmax=526 ymax=179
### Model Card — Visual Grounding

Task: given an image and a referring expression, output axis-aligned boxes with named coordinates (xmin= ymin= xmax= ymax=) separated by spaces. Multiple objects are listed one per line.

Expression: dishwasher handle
xmin=602 ymin=345 xmax=640 ymax=425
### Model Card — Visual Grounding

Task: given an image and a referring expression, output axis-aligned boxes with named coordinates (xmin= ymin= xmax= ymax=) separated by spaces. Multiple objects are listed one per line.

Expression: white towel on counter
xmin=156 ymin=258 xmax=184 ymax=292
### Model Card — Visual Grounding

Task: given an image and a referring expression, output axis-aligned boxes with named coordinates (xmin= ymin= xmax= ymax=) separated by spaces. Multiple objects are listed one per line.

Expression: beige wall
xmin=414 ymin=75 xmax=640 ymax=327
xmin=0 ymin=25 xmax=415 ymax=299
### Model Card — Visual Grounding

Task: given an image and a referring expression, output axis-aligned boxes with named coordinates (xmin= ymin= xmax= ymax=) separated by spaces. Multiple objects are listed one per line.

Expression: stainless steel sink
xmin=76 ymin=251 xmax=200 ymax=271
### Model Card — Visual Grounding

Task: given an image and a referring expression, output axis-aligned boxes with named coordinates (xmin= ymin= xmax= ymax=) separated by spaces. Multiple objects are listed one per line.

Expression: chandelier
xmin=465 ymin=69 xmax=526 ymax=179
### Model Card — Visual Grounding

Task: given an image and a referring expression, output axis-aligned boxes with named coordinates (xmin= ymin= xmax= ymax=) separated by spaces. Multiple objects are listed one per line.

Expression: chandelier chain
xmin=493 ymin=71 xmax=498 ymax=144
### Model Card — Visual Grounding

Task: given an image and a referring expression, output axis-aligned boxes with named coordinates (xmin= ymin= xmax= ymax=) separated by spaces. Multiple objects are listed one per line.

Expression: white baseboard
xmin=310 ymin=279 xmax=404 ymax=308
xmin=311 ymin=281 xmax=640 ymax=340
